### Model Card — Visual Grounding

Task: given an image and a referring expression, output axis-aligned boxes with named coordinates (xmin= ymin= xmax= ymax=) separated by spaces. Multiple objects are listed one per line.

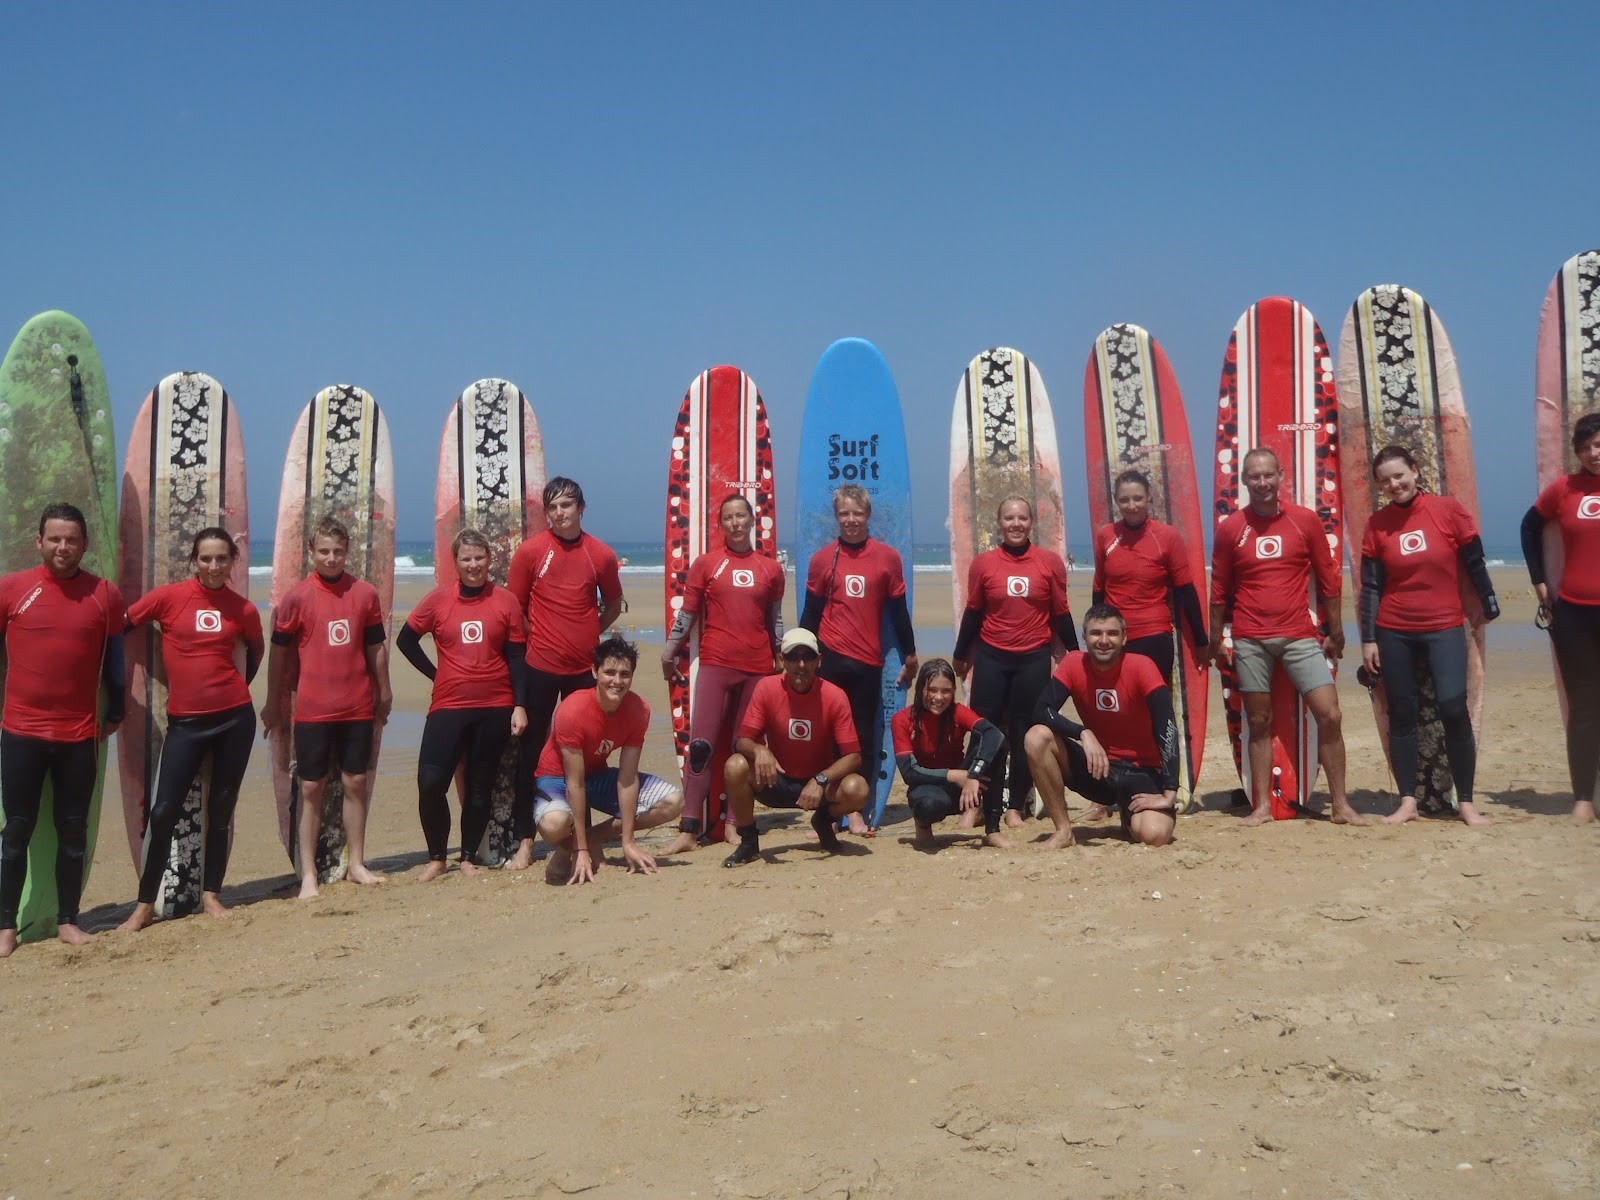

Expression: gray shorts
xmin=1233 ymin=636 xmax=1334 ymax=695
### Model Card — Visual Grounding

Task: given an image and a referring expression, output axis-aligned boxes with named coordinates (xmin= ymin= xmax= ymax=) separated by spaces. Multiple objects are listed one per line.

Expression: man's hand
xmin=1128 ymin=792 xmax=1175 ymax=814
xmin=1080 ymin=730 xmax=1109 ymax=780
xmin=797 ymin=780 xmax=825 ymax=811
xmin=1321 ymin=627 xmax=1345 ymax=661
xmin=1205 ymin=634 xmax=1227 ymax=668
xmin=660 ymin=651 xmax=680 ymax=684
xmin=752 ymin=746 xmax=781 ymax=790
xmin=621 ymin=840 xmax=657 ymax=875
xmin=375 ymin=690 xmax=393 ymax=725
xmin=567 ymin=848 xmax=596 ymax=886
xmin=896 ymin=654 xmax=919 ymax=688
xmin=510 ymin=705 xmax=528 ymax=737
xmin=1361 ymin=642 xmax=1381 ymax=677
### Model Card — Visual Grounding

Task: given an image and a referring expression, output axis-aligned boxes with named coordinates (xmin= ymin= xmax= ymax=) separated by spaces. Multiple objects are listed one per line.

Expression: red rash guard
xmin=126 ymin=578 xmax=263 ymax=716
xmin=683 ymin=548 xmax=784 ymax=672
xmin=805 ymin=538 xmax=906 ymax=666
xmin=1210 ymin=503 xmax=1338 ymax=640
xmin=0 ymin=565 xmax=124 ymax=741
xmin=738 ymin=674 xmax=860 ymax=779
xmin=964 ymin=544 xmax=1071 ymax=652
xmin=272 ymin=572 xmax=385 ymax=723
xmin=535 ymin=689 xmax=649 ymax=778
xmin=405 ymin=583 xmax=524 ymax=713
xmin=508 ymin=531 xmax=623 ymax=675
xmin=1053 ymin=651 xmax=1167 ymax=770
xmin=1361 ymin=492 xmax=1478 ymax=632
xmin=1535 ymin=473 xmax=1600 ymax=605
xmin=1093 ymin=519 xmax=1191 ymax=641
xmin=891 ymin=702 xmax=983 ymax=771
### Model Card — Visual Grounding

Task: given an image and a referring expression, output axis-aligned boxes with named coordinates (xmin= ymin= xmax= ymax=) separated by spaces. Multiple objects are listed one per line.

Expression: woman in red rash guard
xmin=1522 ymin=410 xmax=1600 ymax=823
xmin=119 ymin=527 xmax=263 ymax=931
xmin=659 ymin=494 xmax=783 ymax=855
xmin=396 ymin=529 xmax=529 ymax=878
xmin=1359 ymin=445 xmax=1499 ymax=827
xmin=952 ymin=496 xmax=1076 ymax=827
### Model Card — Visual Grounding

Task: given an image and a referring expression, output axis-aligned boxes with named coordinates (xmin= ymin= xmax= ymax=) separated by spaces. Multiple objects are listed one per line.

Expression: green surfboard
xmin=0 ymin=311 xmax=117 ymax=941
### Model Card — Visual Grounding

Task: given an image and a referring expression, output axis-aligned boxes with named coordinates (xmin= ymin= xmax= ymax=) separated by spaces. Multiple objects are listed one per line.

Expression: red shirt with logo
xmin=273 ymin=572 xmax=385 ymax=723
xmin=804 ymin=538 xmax=906 ymax=666
xmin=508 ymin=531 xmax=623 ymax=676
xmin=126 ymin=578 xmax=264 ymax=717
xmin=1210 ymin=503 xmax=1338 ymax=640
xmin=405 ymin=583 xmax=524 ymax=713
xmin=536 ymin=688 xmax=649 ymax=778
xmin=1535 ymin=472 xmax=1600 ymax=604
xmin=891 ymin=702 xmax=983 ymax=771
xmin=1361 ymin=492 xmax=1478 ymax=632
xmin=1053 ymin=650 xmax=1166 ymax=770
xmin=964 ymin=544 xmax=1071 ymax=653
xmin=0 ymin=566 xmax=125 ymax=741
xmin=1092 ymin=519 xmax=1193 ymax=640
xmin=738 ymin=674 xmax=860 ymax=779
xmin=683 ymin=548 xmax=784 ymax=672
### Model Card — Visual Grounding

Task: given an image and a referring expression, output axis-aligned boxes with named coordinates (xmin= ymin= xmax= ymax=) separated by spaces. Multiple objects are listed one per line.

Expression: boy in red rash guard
xmin=505 ymin=477 xmax=623 ymax=870
xmin=0 ymin=504 xmax=126 ymax=957
xmin=1207 ymin=448 xmax=1365 ymax=827
xmin=262 ymin=517 xmax=393 ymax=899
xmin=533 ymin=637 xmax=682 ymax=886
xmin=1023 ymin=605 xmax=1178 ymax=849
xmin=722 ymin=628 xmax=870 ymax=866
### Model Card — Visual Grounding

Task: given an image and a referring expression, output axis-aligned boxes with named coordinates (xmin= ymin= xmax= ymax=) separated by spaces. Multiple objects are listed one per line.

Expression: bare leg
xmin=912 ymin=821 xmax=936 ymax=848
xmin=118 ymin=902 xmax=156 ymax=932
xmin=1023 ymin=725 xmax=1076 ymax=850
xmin=1240 ymin=693 xmax=1274 ymax=826
xmin=56 ymin=923 xmax=92 ymax=946
xmin=1383 ymin=796 xmax=1420 ymax=826
xmin=297 ymin=777 xmax=326 ymax=898
xmin=342 ymin=770 xmax=387 ymax=885
xmin=1305 ymin=684 xmax=1366 ymax=826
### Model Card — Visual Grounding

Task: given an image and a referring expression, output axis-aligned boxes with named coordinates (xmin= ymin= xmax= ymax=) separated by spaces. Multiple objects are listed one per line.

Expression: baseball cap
xmin=780 ymin=628 xmax=820 ymax=656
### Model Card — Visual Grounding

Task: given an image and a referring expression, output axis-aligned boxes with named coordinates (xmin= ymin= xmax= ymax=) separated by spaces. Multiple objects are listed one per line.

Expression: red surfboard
xmin=1213 ymin=299 xmax=1342 ymax=814
xmin=1084 ymin=325 xmax=1208 ymax=810
xmin=664 ymin=367 xmax=776 ymax=843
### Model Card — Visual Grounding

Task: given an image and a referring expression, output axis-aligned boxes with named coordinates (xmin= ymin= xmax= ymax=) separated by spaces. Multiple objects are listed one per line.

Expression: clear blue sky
xmin=3 ymin=1 xmax=1592 ymax=551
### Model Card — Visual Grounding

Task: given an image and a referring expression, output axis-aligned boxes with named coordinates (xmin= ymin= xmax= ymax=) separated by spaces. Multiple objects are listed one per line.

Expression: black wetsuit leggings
xmin=820 ymin=647 xmax=882 ymax=786
xmin=907 ymin=770 xmax=1004 ymax=834
xmin=514 ymin=668 xmax=592 ymax=840
xmin=138 ymin=703 xmax=257 ymax=904
xmin=0 ymin=732 xmax=98 ymax=930
xmin=418 ymin=706 xmax=514 ymax=862
xmin=1551 ymin=598 xmax=1600 ymax=803
xmin=1374 ymin=624 xmax=1474 ymax=802
xmin=1125 ymin=633 xmax=1175 ymax=684
xmin=968 ymin=641 xmax=1052 ymax=814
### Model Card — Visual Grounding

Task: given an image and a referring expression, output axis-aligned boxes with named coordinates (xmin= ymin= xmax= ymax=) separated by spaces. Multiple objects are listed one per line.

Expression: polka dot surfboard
xmin=1084 ymin=325 xmax=1207 ymax=811
xmin=434 ymin=379 xmax=546 ymax=866
xmin=117 ymin=372 xmax=249 ymax=918
xmin=664 ymin=367 xmax=776 ymax=843
xmin=1214 ymin=298 xmax=1341 ymax=813
xmin=1338 ymin=285 xmax=1485 ymax=814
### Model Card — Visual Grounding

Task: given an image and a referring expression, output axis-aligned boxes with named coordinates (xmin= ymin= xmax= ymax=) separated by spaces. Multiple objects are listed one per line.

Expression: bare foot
xmin=545 ymin=847 xmax=572 ymax=885
xmin=505 ymin=841 xmax=535 ymax=872
xmin=1004 ymin=809 xmax=1024 ymax=829
xmin=723 ymin=823 xmax=739 ymax=845
xmin=660 ymin=831 xmax=701 ymax=856
xmin=418 ymin=860 xmax=448 ymax=883
xmin=1239 ymin=806 xmax=1274 ymax=827
xmin=1382 ymin=796 xmax=1419 ymax=826
xmin=298 ymin=876 xmax=321 ymax=900
xmin=1330 ymin=801 xmax=1369 ymax=826
xmin=118 ymin=902 xmax=156 ymax=932
xmin=56 ymin=923 xmax=92 ymax=947
xmin=912 ymin=822 xmax=936 ymax=849
xmin=846 ymin=812 xmax=870 ymax=836
xmin=1458 ymin=802 xmax=1491 ymax=827
xmin=201 ymin=892 xmax=230 ymax=919
xmin=0 ymin=928 xmax=15 ymax=958
xmin=983 ymin=831 xmax=1013 ymax=849
xmin=1572 ymin=799 xmax=1596 ymax=825
xmin=459 ymin=861 xmax=485 ymax=877
xmin=347 ymin=864 xmax=387 ymax=886
xmin=1042 ymin=827 xmax=1076 ymax=850
xmin=956 ymin=808 xmax=979 ymax=830
xmin=1081 ymin=804 xmax=1111 ymax=822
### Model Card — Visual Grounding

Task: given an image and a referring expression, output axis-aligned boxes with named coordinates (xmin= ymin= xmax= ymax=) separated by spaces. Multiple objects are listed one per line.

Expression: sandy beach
xmin=1 ymin=566 xmax=1595 ymax=1198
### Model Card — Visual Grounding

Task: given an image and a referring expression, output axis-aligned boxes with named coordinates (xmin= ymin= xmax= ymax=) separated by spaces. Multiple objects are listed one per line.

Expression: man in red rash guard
xmin=506 ymin=477 xmax=623 ymax=870
xmin=262 ymin=516 xmax=394 ymax=898
xmin=1023 ymin=605 xmax=1178 ymax=848
xmin=0 ymin=504 xmax=125 ymax=956
xmin=533 ymin=637 xmax=681 ymax=886
xmin=722 ymin=628 xmax=870 ymax=866
xmin=1207 ymin=448 xmax=1365 ymax=827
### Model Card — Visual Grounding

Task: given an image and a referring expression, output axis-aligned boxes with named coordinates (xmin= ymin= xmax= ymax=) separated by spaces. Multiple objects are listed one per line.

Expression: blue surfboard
xmin=795 ymin=338 xmax=913 ymax=830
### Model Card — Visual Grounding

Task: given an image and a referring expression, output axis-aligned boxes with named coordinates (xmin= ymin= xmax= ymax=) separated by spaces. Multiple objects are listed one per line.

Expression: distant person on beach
xmin=1522 ymin=409 xmax=1600 ymax=824
xmin=721 ymin=628 xmax=869 ymax=866
xmin=0 ymin=504 xmax=125 ymax=956
xmin=1024 ymin=605 xmax=1179 ymax=848
xmin=262 ymin=516 xmax=394 ymax=898
xmin=533 ymin=636 xmax=682 ymax=885
xmin=799 ymin=483 xmax=915 ymax=835
xmin=953 ymin=496 xmax=1076 ymax=828
xmin=892 ymin=658 xmax=1006 ymax=849
xmin=659 ymin=493 xmax=783 ymax=855
xmin=506 ymin=477 xmax=623 ymax=870
xmin=397 ymin=529 xmax=529 ymax=879
xmin=119 ymin=528 xmax=263 ymax=930
xmin=1359 ymin=445 xmax=1498 ymax=826
xmin=1207 ymin=448 xmax=1364 ymax=826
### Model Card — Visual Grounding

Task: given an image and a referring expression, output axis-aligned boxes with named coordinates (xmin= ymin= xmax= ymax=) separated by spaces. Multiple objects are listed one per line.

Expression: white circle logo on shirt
xmin=732 ymin=569 xmax=755 ymax=588
xmin=1095 ymin=688 xmax=1120 ymax=712
xmin=788 ymin=718 xmax=813 ymax=741
xmin=1006 ymin=575 xmax=1031 ymax=597
xmin=597 ymin=738 xmax=616 ymax=757
xmin=195 ymin=609 xmax=223 ymax=633
xmin=461 ymin=620 xmax=484 ymax=644
xmin=1399 ymin=530 xmax=1428 ymax=555
xmin=844 ymin=574 xmax=866 ymax=598
xmin=1255 ymin=535 xmax=1283 ymax=560
xmin=1579 ymin=496 xmax=1600 ymax=520
xmin=327 ymin=618 xmax=351 ymax=646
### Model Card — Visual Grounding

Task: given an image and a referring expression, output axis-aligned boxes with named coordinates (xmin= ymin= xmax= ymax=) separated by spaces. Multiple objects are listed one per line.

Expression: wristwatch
xmin=813 ymin=772 xmax=829 ymax=787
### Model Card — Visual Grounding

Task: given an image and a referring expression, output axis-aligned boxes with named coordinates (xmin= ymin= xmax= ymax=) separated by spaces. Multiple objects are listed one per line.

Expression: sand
xmin=1 ymin=567 xmax=1596 ymax=1198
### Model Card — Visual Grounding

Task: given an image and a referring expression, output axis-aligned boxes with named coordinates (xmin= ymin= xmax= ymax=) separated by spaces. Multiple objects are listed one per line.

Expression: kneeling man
xmin=535 ymin=637 xmax=682 ymax=885
xmin=723 ymin=629 xmax=869 ymax=866
xmin=1024 ymin=604 xmax=1180 ymax=849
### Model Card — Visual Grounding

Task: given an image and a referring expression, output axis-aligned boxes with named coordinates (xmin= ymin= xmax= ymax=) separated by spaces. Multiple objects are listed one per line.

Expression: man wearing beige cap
xmin=722 ymin=628 xmax=870 ymax=866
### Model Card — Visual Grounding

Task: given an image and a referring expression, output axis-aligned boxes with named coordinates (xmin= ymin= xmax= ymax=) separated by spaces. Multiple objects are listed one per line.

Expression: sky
xmin=2 ymin=1 xmax=1594 ymax=553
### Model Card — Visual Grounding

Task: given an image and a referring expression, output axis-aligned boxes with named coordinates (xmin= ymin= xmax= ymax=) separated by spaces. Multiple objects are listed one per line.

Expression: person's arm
xmin=1521 ymin=504 xmax=1548 ymax=603
xmin=660 ymin=606 xmax=696 ymax=681
xmin=766 ymin=597 xmax=784 ymax=670
xmin=1358 ymin=554 xmax=1384 ymax=646
xmin=598 ymin=596 xmax=623 ymax=635
xmin=734 ymin=735 xmax=781 ymax=789
xmin=1033 ymin=676 xmax=1084 ymax=740
xmin=1091 ymin=534 xmax=1107 ymax=608
xmin=561 ymin=744 xmax=595 ymax=885
xmin=1206 ymin=529 xmax=1233 ymax=665
xmin=1145 ymin=686 xmax=1180 ymax=804
xmin=505 ymin=641 xmax=529 ymax=734
xmin=364 ymin=631 xmax=392 ymax=725
xmin=799 ymin=587 xmax=825 ymax=635
xmin=1458 ymin=535 xmax=1500 ymax=621
xmin=244 ymin=632 xmax=265 ymax=686
xmin=951 ymin=608 xmax=984 ymax=670
xmin=1307 ymin=510 xmax=1342 ymax=656
xmin=395 ymin=622 xmax=436 ymax=681
xmin=887 ymin=592 xmax=917 ymax=684
xmin=1174 ymin=583 xmax=1207 ymax=649
xmin=103 ymin=633 xmax=126 ymax=727
xmin=615 ymin=745 xmax=656 ymax=876
xmin=262 ymin=634 xmax=294 ymax=737
xmin=1050 ymin=611 xmax=1080 ymax=654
